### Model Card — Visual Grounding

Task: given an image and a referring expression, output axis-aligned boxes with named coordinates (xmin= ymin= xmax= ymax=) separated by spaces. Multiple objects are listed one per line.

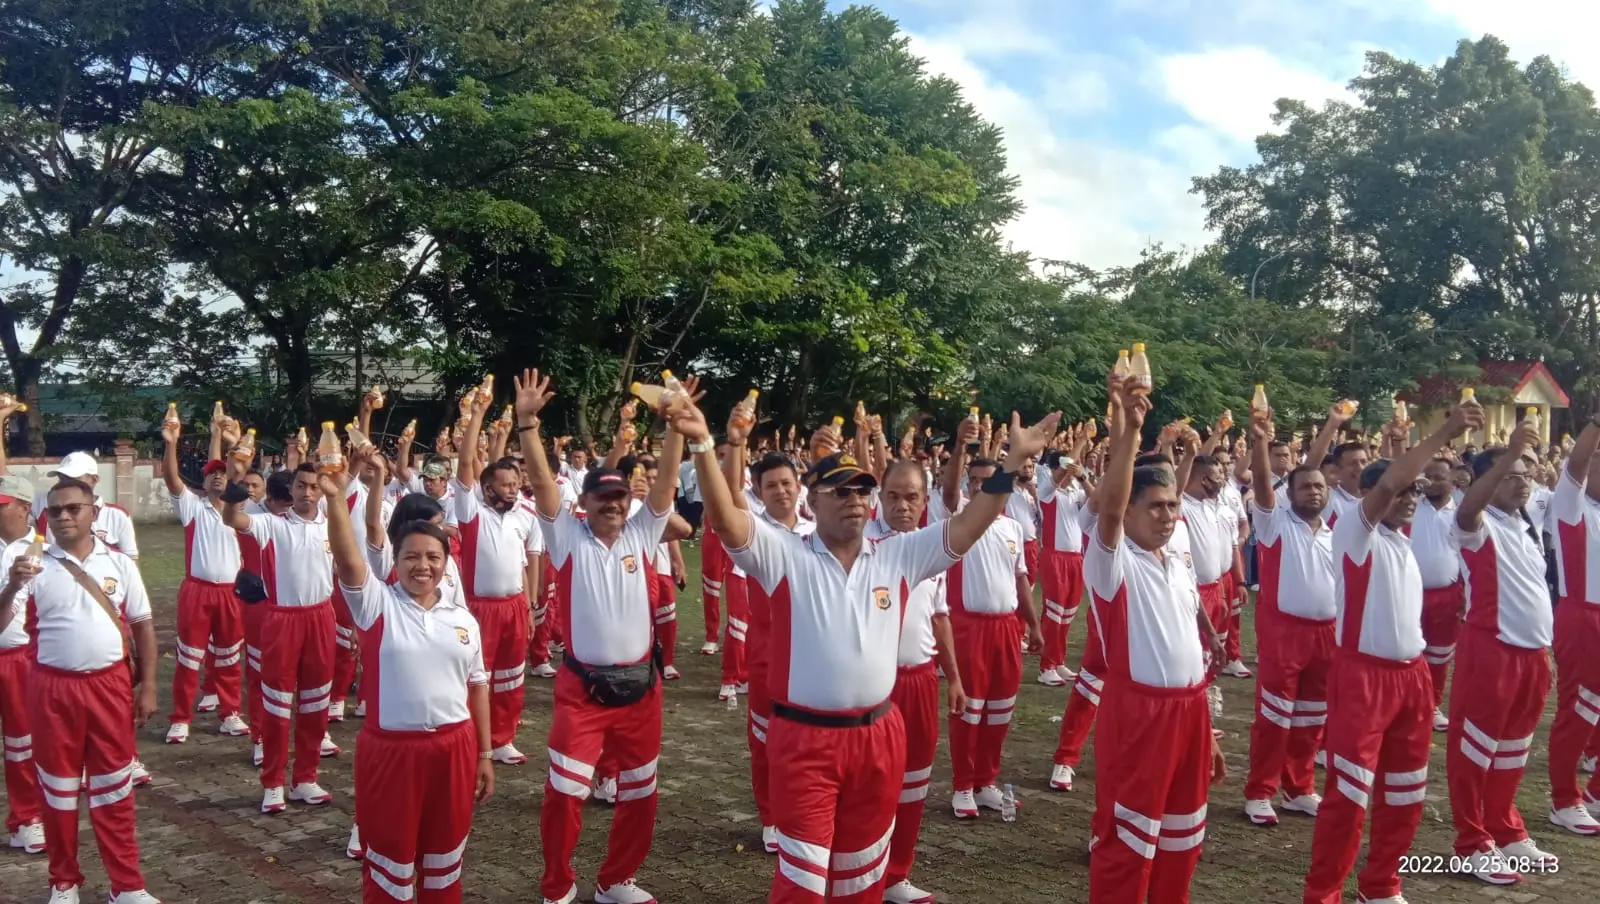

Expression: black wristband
xmin=980 ymin=469 xmax=1016 ymax=495
xmin=221 ymin=481 xmax=250 ymax=504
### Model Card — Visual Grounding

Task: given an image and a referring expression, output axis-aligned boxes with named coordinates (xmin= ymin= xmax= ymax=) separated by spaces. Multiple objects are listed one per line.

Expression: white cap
xmin=48 ymin=451 xmax=98 ymax=480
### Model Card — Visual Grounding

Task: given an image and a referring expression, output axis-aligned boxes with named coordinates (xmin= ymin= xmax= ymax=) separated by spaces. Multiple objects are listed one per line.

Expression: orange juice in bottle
xmin=367 ymin=384 xmax=385 ymax=409
xmin=732 ymin=390 xmax=758 ymax=431
xmin=1113 ymin=349 xmax=1131 ymax=379
xmin=212 ymin=400 xmax=226 ymax=423
xmin=400 ymin=419 xmax=417 ymax=442
xmin=1525 ymin=406 xmax=1541 ymax=435
xmin=231 ymin=428 xmax=257 ymax=462
xmin=316 ymin=422 xmax=346 ymax=474
xmin=163 ymin=402 xmax=180 ymax=430
xmin=1128 ymin=342 xmax=1152 ymax=394
xmin=1251 ymin=384 xmax=1269 ymax=418
xmin=346 ymin=422 xmax=375 ymax=455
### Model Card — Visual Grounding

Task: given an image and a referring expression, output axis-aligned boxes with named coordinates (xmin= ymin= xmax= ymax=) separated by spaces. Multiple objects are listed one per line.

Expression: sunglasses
xmin=1397 ymin=483 xmax=1426 ymax=498
xmin=815 ymin=484 xmax=874 ymax=498
xmin=46 ymin=503 xmax=92 ymax=519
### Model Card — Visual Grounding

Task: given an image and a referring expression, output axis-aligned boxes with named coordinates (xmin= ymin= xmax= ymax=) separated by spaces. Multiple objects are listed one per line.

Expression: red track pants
xmin=531 ymin=563 xmax=558 ymax=666
xmin=767 ymin=705 xmax=905 ymax=903
xmin=1223 ymin=573 xmax=1244 ymax=665
xmin=30 ymin=663 xmax=144 ymax=894
xmin=356 ymin=722 xmax=476 ymax=903
xmin=242 ymin=599 xmax=266 ymax=744
xmin=0 ymin=646 xmax=41 ymax=833
xmin=887 ymin=663 xmax=939 ymax=888
xmin=653 ymin=572 xmax=677 ymax=671
xmin=720 ymin=574 xmax=749 ymax=686
xmin=1549 ymin=601 xmax=1600 ymax=808
xmin=1421 ymin=582 xmax=1464 ymax=710
xmin=949 ymin=613 xmax=1021 ymax=792
xmin=471 ymin=595 xmax=529 ymax=749
xmin=1088 ymin=680 xmax=1210 ymax=904
xmin=1198 ymin=582 xmax=1226 ymax=681
xmin=1053 ymin=612 xmax=1105 ymax=768
xmin=1447 ymin=626 xmax=1550 ymax=855
xmin=333 ymin=585 xmax=360 ymax=712
xmin=258 ymin=602 xmax=336 ymax=790
xmin=170 ymin=577 xmax=244 ymax=723
xmin=1245 ymin=614 xmax=1333 ymax=801
xmin=748 ymin=667 xmax=774 ymax=827
xmin=1040 ymin=550 xmax=1085 ymax=673
xmin=1303 ymin=653 xmax=1431 ymax=904
xmin=540 ymin=671 xmax=662 ymax=900
xmin=701 ymin=529 xmax=724 ymax=644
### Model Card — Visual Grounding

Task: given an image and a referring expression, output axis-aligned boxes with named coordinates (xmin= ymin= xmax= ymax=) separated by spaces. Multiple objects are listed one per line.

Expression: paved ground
xmin=1 ymin=523 xmax=1597 ymax=902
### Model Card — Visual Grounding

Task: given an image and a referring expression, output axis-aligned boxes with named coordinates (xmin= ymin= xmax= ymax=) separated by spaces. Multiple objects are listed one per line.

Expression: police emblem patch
xmin=455 ymin=627 xmax=470 ymax=645
xmin=622 ymin=555 xmax=638 ymax=574
xmin=102 ymin=577 xmax=119 ymax=596
xmin=1006 ymin=540 xmax=1018 ymax=555
xmin=873 ymin=586 xmax=891 ymax=610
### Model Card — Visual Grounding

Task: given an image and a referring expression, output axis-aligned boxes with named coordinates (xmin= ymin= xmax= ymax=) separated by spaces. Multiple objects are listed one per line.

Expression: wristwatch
xmin=479 ymin=751 xmax=494 ymax=761
xmin=688 ymin=438 xmax=715 ymax=455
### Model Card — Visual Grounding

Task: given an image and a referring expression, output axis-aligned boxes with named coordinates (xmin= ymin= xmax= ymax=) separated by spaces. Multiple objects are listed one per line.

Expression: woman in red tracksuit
xmin=322 ymin=461 xmax=494 ymax=903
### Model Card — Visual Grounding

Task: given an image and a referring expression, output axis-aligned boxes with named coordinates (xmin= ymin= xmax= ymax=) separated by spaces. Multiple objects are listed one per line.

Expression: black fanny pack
xmin=563 ymin=644 xmax=662 ymax=707
xmin=235 ymin=570 xmax=268 ymax=604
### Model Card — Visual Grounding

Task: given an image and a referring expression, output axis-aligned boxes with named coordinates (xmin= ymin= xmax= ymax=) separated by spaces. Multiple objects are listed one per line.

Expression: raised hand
xmin=1004 ymin=410 xmax=1064 ymax=465
xmin=513 ymin=369 xmax=555 ymax=422
xmin=663 ymin=398 xmax=712 ymax=443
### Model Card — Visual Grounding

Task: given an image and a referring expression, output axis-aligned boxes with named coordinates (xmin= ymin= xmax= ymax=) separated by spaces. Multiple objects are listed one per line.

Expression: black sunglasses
xmin=815 ymin=484 xmax=874 ymax=498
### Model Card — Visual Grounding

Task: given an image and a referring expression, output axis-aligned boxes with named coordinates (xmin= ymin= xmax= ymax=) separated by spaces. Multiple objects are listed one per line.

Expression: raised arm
xmin=665 ymin=399 xmax=751 ymax=552
xmin=513 ymin=369 xmax=562 ymax=519
xmin=1363 ymin=402 xmax=1479 ymax=527
xmin=946 ymin=410 xmax=1061 ymax=557
xmin=724 ymin=404 xmax=752 ymax=513
xmin=1096 ymin=377 xmax=1148 ymax=550
xmin=942 ymin=418 xmax=975 ymax=515
xmin=1305 ymin=404 xmax=1352 ymax=474
xmin=1565 ymin=411 xmax=1600 ymax=493
xmin=1249 ymin=413 xmax=1276 ymax=512
xmin=363 ymin=453 xmax=389 ymax=549
xmin=457 ymin=390 xmax=489 ymax=490
xmin=322 ymin=470 xmax=369 ymax=590
xmin=161 ymin=417 xmax=186 ymax=497
xmin=1457 ymin=416 xmax=1536 ymax=532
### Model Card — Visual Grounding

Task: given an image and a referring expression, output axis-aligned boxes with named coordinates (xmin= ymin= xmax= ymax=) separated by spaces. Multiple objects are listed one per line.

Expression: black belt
xmin=772 ymin=699 xmax=892 ymax=729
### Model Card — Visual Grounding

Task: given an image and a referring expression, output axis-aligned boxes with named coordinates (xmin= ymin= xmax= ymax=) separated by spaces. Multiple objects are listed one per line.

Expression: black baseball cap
xmin=803 ymin=453 xmax=878 ymax=490
xmin=582 ymin=468 xmax=630 ymax=497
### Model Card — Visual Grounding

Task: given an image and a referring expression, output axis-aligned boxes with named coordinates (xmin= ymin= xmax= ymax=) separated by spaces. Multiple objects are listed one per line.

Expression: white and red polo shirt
xmin=20 ymin=539 xmax=151 ymax=671
xmin=453 ymin=480 xmax=540 ymax=600
xmin=173 ymin=489 xmax=241 ymax=584
xmin=1456 ymin=507 xmax=1553 ymax=650
xmin=1251 ymin=502 xmax=1335 ymax=623
xmin=1084 ymin=528 xmax=1206 ymax=689
xmin=540 ymin=504 xmax=670 ymax=667
xmin=1332 ymin=509 xmax=1425 ymax=662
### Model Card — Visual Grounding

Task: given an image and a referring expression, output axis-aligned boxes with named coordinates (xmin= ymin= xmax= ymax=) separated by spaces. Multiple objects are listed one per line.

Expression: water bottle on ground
xmin=1000 ymin=784 xmax=1017 ymax=822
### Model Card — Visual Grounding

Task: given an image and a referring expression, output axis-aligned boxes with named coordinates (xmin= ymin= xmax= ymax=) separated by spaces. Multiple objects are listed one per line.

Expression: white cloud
xmin=1422 ymin=0 xmax=1600 ymax=87
xmin=1156 ymin=47 xmax=1354 ymax=144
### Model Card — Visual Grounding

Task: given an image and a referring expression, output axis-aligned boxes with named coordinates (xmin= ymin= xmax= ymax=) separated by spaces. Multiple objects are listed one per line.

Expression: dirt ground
xmin=0 ymin=523 xmax=1595 ymax=902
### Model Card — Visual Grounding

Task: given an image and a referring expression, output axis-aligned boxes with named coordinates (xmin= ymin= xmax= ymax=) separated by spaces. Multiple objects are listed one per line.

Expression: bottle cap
xmin=1132 ymin=341 xmax=1146 ymax=353
xmin=321 ymin=420 xmax=335 ymax=429
xmin=750 ymin=389 xmax=760 ymax=398
xmin=661 ymin=369 xmax=674 ymax=379
xmin=1118 ymin=349 xmax=1129 ymax=356
xmin=1255 ymin=383 xmax=1265 ymax=391
xmin=630 ymin=382 xmax=644 ymax=394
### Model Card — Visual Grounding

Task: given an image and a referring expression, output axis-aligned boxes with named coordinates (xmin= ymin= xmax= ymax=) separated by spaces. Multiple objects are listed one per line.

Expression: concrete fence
xmin=11 ymin=441 xmax=177 ymax=522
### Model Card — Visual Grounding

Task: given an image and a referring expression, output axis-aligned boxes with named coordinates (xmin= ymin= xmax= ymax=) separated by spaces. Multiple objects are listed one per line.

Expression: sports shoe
xmin=164 ymin=722 xmax=189 ymax=745
xmin=346 ymin=823 xmax=363 ymax=860
xmin=1221 ymin=660 xmax=1253 ymax=679
xmin=1049 ymin=764 xmax=1075 ymax=792
xmin=1355 ymin=896 xmax=1408 ymax=903
xmin=974 ymin=785 xmax=1008 ymax=813
xmin=1244 ymin=798 xmax=1279 ymax=826
xmin=762 ymin=825 xmax=777 ymax=854
xmin=718 ymin=684 xmax=737 ymax=702
xmin=1432 ymin=708 xmax=1449 ymax=732
xmin=327 ymin=700 xmax=345 ymax=722
xmin=1281 ymin=793 xmax=1322 ymax=818
xmin=260 ymin=787 xmax=286 ymax=814
xmin=735 ymin=682 xmax=749 ymax=695
xmin=663 ymin=665 xmax=682 ymax=680
xmin=130 ymin=760 xmax=151 ymax=786
xmin=47 ymin=886 xmax=79 ymax=904
xmin=1581 ymin=754 xmax=1597 ymax=774
xmin=1460 ymin=844 xmax=1519 ymax=885
xmin=319 ymin=734 xmax=341 ymax=757
xmin=1501 ymin=837 xmax=1558 ymax=870
xmin=108 ymin=889 xmax=162 ymax=904
xmin=593 ymin=879 xmax=656 ymax=903
xmin=289 ymin=782 xmax=332 ymax=805
xmin=251 ymin=742 xmax=264 ymax=767
xmin=196 ymin=694 xmax=219 ymax=713
xmin=492 ymin=743 xmax=527 ymax=765
xmin=951 ymin=789 xmax=978 ymax=818
xmin=530 ymin=662 xmax=558 ymax=679
xmin=543 ymin=887 xmax=577 ymax=904
xmin=1036 ymin=669 xmax=1066 ymax=687
xmin=699 ymin=642 xmax=718 ymax=655
xmin=1055 ymin=664 xmax=1077 ymax=681
xmin=1549 ymin=802 xmax=1600 ymax=836
xmin=352 ymin=700 xmax=366 ymax=718
xmin=593 ymin=776 xmax=617 ymax=804
xmin=218 ymin=714 xmax=249 ymax=737
xmin=882 ymin=879 xmax=936 ymax=903
xmin=9 ymin=821 xmax=44 ymax=854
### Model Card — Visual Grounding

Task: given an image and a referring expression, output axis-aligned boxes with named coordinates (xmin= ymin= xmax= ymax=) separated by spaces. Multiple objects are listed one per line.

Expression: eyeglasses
xmin=816 ymin=484 xmax=874 ymax=498
xmin=1397 ymin=484 xmax=1426 ymax=498
xmin=46 ymin=503 xmax=91 ymax=519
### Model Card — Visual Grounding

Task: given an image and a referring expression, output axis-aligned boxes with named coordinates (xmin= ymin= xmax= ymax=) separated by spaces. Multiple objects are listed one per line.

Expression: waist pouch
xmin=563 ymin=644 xmax=662 ymax=707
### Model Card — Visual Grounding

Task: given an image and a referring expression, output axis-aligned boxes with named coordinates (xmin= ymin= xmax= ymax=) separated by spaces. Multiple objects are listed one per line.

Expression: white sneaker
xmin=218 ymin=714 xmax=249 ymax=737
xmin=9 ymin=821 xmax=44 ymax=854
xmin=542 ymin=887 xmax=577 ymax=904
xmin=593 ymin=776 xmax=617 ymax=804
xmin=1314 ymin=750 xmax=1327 ymax=768
xmin=1581 ymin=754 xmax=1597 ymax=774
xmin=289 ymin=782 xmax=332 ymax=805
xmin=260 ymin=786 xmax=286 ymax=814
xmin=1244 ymin=798 xmax=1279 ymax=826
xmin=251 ymin=742 xmax=264 ymax=767
xmin=718 ymin=684 xmax=737 ymax=702
xmin=663 ymin=665 xmax=682 ymax=680
xmin=1049 ymin=764 xmax=1075 ymax=791
xmin=346 ymin=823 xmax=363 ymax=860
xmin=327 ymin=700 xmax=345 ymax=722
xmin=164 ymin=722 xmax=189 ymax=745
xmin=1500 ymin=837 xmax=1558 ymax=870
xmin=1549 ymin=802 xmax=1600 ymax=836
xmin=699 ymin=642 xmax=718 ymax=655
xmin=492 ymin=743 xmax=527 ymax=765
xmin=1460 ymin=844 xmax=1519 ymax=885
xmin=351 ymin=700 xmax=366 ymax=718
xmin=1433 ymin=708 xmax=1450 ymax=732
xmin=882 ymin=879 xmax=936 ymax=904
xmin=974 ymin=785 xmax=1007 ymax=812
xmin=107 ymin=890 xmax=161 ymax=904
xmin=1036 ymin=669 xmax=1066 ymax=687
xmin=130 ymin=760 xmax=151 ymax=786
xmin=196 ymin=694 xmax=219 ymax=713
xmin=951 ymin=789 xmax=978 ymax=818
xmin=1281 ymin=793 xmax=1322 ymax=818
xmin=1221 ymin=659 xmax=1252 ymax=678
xmin=46 ymin=884 xmax=79 ymax=904
xmin=1355 ymin=896 xmax=1409 ymax=904
xmin=761 ymin=825 xmax=777 ymax=854
xmin=319 ymin=734 xmax=341 ymax=757
xmin=735 ymin=682 xmax=749 ymax=695
xmin=593 ymin=879 xmax=656 ymax=903
xmin=1055 ymin=664 xmax=1077 ymax=681
xmin=530 ymin=662 xmax=558 ymax=679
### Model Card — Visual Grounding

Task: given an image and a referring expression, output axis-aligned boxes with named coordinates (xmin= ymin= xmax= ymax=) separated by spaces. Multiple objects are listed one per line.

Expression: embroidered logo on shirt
xmin=1006 ymin=539 xmax=1018 ymax=555
xmin=621 ymin=554 xmax=638 ymax=574
xmin=455 ymin=627 xmax=470 ymax=645
xmin=873 ymin=586 xmax=891 ymax=610
xmin=102 ymin=577 xmax=119 ymax=597
xmin=94 ymin=529 xmax=109 ymax=542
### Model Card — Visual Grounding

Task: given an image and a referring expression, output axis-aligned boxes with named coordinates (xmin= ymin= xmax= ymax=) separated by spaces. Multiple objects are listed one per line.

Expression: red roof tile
xmin=1397 ymin=361 xmax=1569 ymax=406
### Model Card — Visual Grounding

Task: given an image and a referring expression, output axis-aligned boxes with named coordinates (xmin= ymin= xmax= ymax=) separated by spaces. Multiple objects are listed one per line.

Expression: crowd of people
xmin=0 ymin=370 xmax=1595 ymax=904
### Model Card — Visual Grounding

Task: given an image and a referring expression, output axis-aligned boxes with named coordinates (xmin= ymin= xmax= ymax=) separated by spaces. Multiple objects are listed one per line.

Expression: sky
xmin=787 ymin=0 xmax=1600 ymax=269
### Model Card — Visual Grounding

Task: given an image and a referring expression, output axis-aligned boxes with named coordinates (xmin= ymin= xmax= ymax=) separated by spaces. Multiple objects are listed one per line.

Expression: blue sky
xmin=788 ymin=0 xmax=1600 ymax=268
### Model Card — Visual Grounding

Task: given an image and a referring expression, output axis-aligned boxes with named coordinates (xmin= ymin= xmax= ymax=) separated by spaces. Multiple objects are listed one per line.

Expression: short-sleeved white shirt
xmin=1006 ymin=489 xmax=1039 ymax=542
xmin=1456 ymin=507 xmax=1553 ymax=650
xmin=1084 ymin=528 xmax=1206 ymax=689
xmin=339 ymin=572 xmax=487 ymax=731
xmin=1039 ymin=478 xmax=1087 ymax=554
xmin=453 ymin=480 xmax=539 ymax=599
xmin=19 ymin=540 xmax=151 ymax=671
xmin=540 ymin=504 xmax=669 ymax=667
xmin=0 ymin=535 xmax=35 ymax=649
xmin=246 ymin=509 xmax=332 ymax=606
xmin=865 ymin=521 xmax=949 ymax=666
xmin=37 ymin=497 xmax=139 ymax=558
xmin=1251 ymin=502 xmax=1336 ymax=621
xmin=1553 ymin=467 xmax=1600 ymax=606
xmin=728 ymin=514 xmax=958 ymax=713
xmin=403 ymin=475 xmax=458 ymax=527
xmin=1332 ymin=508 xmax=1425 ymax=662
xmin=1181 ymin=494 xmax=1234 ymax=585
xmin=173 ymin=489 xmax=241 ymax=583
xmin=1410 ymin=499 xmax=1461 ymax=589
xmin=1324 ymin=486 xmax=1362 ymax=531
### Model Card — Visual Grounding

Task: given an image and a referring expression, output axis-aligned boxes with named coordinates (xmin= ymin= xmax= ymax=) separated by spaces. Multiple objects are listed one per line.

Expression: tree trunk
xmin=18 ymin=361 xmax=43 ymax=456
xmin=576 ymin=387 xmax=593 ymax=451
xmin=790 ymin=340 xmax=815 ymax=427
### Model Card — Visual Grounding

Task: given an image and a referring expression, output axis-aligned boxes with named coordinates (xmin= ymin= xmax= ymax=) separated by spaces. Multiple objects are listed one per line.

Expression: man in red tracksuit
xmin=679 ymin=393 xmax=1058 ymax=904
xmin=1037 ymin=455 xmax=1088 ymax=687
xmin=1412 ymin=457 xmax=1463 ymax=733
xmin=1447 ymin=427 xmax=1560 ymax=883
xmin=1548 ymin=414 xmax=1600 ymax=835
xmin=1304 ymin=400 xmax=1480 ymax=904
xmin=0 ymin=475 xmax=42 ymax=856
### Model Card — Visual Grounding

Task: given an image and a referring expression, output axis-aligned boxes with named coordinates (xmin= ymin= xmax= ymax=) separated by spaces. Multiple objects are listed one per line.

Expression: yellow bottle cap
xmin=1118 ymin=349 xmax=1129 ymax=356
xmin=630 ymin=382 xmax=644 ymax=394
xmin=322 ymin=421 xmax=335 ymax=429
xmin=1132 ymin=341 xmax=1146 ymax=353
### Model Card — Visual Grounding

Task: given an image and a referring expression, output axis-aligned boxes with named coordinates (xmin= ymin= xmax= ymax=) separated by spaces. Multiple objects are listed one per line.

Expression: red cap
xmin=202 ymin=460 xmax=227 ymax=476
